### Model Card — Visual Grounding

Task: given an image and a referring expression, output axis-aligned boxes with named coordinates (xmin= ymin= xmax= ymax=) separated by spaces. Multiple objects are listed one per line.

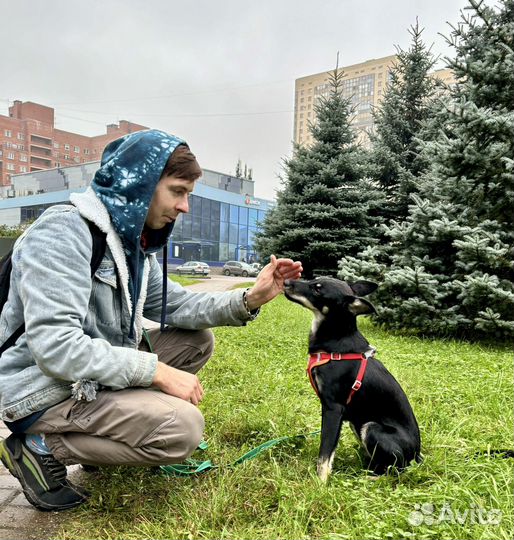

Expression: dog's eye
xmin=312 ymin=282 xmax=323 ymax=293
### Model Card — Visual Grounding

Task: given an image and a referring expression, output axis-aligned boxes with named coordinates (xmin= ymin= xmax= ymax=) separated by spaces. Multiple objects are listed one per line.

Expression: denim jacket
xmin=0 ymin=188 xmax=254 ymax=422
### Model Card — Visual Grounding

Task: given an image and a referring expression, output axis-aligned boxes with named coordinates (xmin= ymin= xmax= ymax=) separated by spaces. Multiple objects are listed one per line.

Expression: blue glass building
xmin=0 ymin=162 xmax=274 ymax=266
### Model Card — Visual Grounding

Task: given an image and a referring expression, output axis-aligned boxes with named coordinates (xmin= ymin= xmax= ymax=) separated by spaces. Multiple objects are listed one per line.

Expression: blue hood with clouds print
xmin=91 ymin=129 xmax=186 ymax=336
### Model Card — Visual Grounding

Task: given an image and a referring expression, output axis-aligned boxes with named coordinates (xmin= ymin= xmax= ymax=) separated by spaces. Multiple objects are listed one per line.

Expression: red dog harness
xmin=307 ymin=349 xmax=375 ymax=405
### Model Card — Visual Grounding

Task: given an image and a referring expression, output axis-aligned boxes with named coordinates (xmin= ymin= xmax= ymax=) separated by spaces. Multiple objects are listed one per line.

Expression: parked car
xmin=222 ymin=260 xmax=259 ymax=277
xmin=175 ymin=261 xmax=210 ymax=276
xmin=250 ymin=262 xmax=262 ymax=272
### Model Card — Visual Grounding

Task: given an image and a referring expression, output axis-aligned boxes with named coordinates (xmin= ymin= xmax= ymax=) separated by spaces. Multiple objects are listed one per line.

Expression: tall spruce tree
xmin=255 ymin=64 xmax=383 ymax=278
xmin=369 ymin=21 xmax=440 ymax=222
xmin=339 ymin=0 xmax=514 ymax=340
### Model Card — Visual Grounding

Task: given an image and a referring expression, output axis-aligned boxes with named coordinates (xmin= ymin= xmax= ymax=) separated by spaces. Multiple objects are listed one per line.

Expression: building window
xmin=229 ymin=204 xmax=239 ymax=224
xmin=6 ymin=163 xmax=15 ymax=171
xmin=7 ymin=152 xmax=15 ymax=160
xmin=20 ymin=154 xmax=28 ymax=162
xmin=19 ymin=166 xmax=27 ymax=173
xmin=74 ymin=146 xmax=80 ymax=153
xmin=4 ymin=130 xmax=12 ymax=137
xmin=64 ymin=154 xmax=70 ymax=160
xmin=53 ymin=142 xmax=60 ymax=149
xmin=64 ymin=144 xmax=70 ymax=150
xmin=55 ymin=162 xmax=61 ymax=167
xmin=84 ymin=148 xmax=90 ymax=155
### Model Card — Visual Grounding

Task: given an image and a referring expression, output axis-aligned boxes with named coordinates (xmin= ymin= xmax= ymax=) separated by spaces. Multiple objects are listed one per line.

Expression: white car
xmin=175 ymin=261 xmax=210 ymax=276
xmin=222 ymin=261 xmax=259 ymax=277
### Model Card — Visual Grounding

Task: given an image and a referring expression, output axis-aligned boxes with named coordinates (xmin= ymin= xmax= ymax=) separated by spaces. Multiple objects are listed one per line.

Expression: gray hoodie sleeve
xmin=15 ymin=208 xmax=157 ymax=389
xmin=143 ymin=255 xmax=256 ymax=328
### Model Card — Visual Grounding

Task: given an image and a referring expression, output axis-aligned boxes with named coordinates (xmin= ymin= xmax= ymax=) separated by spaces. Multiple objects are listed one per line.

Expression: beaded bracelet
xmin=242 ymin=288 xmax=260 ymax=320
xmin=242 ymin=288 xmax=252 ymax=316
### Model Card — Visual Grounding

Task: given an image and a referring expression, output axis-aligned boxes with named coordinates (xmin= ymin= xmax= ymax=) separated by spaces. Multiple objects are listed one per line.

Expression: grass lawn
xmin=59 ymin=296 xmax=513 ymax=540
xmin=167 ymin=274 xmax=203 ymax=287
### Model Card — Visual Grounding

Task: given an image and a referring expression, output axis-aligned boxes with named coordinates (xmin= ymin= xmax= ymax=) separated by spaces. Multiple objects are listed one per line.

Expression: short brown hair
xmin=161 ymin=144 xmax=202 ymax=181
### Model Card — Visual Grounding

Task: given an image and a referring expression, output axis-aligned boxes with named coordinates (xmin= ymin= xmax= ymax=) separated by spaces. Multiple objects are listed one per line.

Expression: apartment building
xmin=0 ymin=100 xmax=148 ymax=187
xmin=294 ymin=54 xmax=454 ymax=147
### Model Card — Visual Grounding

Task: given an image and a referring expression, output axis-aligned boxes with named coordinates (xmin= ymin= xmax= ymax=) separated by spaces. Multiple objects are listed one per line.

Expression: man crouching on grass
xmin=0 ymin=129 xmax=302 ymax=511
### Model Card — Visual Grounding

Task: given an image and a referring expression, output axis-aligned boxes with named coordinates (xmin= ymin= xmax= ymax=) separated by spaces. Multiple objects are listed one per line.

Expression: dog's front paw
xmin=317 ymin=457 xmax=333 ymax=483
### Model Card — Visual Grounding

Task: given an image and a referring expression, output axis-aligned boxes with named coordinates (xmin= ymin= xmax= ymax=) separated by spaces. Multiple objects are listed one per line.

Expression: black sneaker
xmin=0 ymin=433 xmax=88 ymax=511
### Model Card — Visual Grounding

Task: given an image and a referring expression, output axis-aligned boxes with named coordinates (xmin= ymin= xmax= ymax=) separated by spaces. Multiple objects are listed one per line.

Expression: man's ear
xmin=349 ymin=281 xmax=378 ymax=297
xmin=348 ymin=297 xmax=377 ymax=316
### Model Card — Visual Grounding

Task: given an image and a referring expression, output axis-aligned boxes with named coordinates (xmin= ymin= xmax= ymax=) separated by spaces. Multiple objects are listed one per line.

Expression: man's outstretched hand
xmin=245 ymin=255 xmax=303 ymax=310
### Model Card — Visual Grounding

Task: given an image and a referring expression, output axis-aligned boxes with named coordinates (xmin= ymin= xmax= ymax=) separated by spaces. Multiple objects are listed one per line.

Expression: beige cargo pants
xmin=26 ymin=327 xmax=214 ymax=467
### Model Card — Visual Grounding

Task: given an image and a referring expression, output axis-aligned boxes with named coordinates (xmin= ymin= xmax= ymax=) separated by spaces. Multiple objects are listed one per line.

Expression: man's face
xmin=145 ymin=174 xmax=195 ymax=230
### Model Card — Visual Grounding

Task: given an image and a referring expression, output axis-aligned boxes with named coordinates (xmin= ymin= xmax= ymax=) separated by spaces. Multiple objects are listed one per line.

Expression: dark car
xmin=175 ymin=261 xmax=210 ymax=276
xmin=222 ymin=261 xmax=258 ymax=277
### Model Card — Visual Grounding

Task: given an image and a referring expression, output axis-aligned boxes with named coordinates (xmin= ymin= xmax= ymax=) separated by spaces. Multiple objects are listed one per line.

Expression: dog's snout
xmin=284 ymin=279 xmax=293 ymax=288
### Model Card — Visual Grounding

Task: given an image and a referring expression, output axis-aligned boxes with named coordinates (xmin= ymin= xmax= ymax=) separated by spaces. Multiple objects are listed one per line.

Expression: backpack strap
xmin=87 ymin=221 xmax=107 ymax=277
xmin=0 ymin=250 xmax=15 ymax=356
xmin=0 ymin=220 xmax=107 ymax=357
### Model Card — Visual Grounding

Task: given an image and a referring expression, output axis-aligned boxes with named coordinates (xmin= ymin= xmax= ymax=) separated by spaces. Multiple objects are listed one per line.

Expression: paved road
xmin=0 ymin=274 xmax=256 ymax=539
xmin=180 ymin=274 xmax=257 ymax=292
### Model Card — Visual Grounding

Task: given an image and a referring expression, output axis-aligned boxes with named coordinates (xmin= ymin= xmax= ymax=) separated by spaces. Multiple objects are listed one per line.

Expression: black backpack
xmin=0 ymin=220 xmax=107 ymax=357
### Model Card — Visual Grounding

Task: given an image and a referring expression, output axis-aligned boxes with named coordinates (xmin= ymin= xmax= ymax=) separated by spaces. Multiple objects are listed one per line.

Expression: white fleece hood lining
xmin=70 ymin=187 xmax=150 ymax=344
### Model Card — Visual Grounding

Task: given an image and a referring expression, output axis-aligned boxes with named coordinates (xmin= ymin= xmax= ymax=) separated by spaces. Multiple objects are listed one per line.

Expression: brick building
xmin=0 ymin=100 xmax=148 ymax=187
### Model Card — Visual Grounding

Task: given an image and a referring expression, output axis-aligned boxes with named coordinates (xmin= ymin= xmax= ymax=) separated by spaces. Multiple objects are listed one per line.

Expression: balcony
xmin=30 ymin=155 xmax=52 ymax=168
xmin=30 ymin=145 xmax=52 ymax=157
xmin=30 ymin=134 xmax=52 ymax=147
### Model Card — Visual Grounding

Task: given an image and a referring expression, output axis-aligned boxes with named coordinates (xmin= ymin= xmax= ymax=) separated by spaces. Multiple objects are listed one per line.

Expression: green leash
xmin=160 ymin=431 xmax=320 ymax=477
xmin=144 ymin=329 xmax=319 ymax=477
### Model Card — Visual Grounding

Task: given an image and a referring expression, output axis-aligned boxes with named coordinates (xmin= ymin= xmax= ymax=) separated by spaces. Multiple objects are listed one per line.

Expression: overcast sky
xmin=1 ymin=0 xmax=472 ymax=199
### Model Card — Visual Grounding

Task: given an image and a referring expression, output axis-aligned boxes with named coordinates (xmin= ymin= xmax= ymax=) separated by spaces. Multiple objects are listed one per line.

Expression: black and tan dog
xmin=284 ymin=277 xmax=421 ymax=481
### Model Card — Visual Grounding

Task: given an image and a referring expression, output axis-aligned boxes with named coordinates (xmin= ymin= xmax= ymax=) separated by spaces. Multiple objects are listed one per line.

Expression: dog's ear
xmin=348 ymin=280 xmax=378 ymax=297
xmin=348 ymin=297 xmax=377 ymax=316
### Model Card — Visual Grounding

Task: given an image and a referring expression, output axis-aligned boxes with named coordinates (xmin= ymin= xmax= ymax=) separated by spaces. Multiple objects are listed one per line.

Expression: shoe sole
xmin=0 ymin=439 xmax=85 ymax=512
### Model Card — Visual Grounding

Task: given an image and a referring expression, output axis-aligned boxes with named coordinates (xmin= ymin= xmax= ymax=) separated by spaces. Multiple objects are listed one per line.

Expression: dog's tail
xmin=474 ymin=449 xmax=514 ymax=459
